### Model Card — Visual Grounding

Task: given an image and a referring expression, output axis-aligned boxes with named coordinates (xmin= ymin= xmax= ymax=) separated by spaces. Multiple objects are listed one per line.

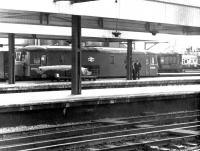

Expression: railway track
xmin=0 ymin=110 xmax=199 ymax=151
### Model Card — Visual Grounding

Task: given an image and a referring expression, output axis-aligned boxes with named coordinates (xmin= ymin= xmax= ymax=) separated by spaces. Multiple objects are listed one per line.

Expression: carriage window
xmin=16 ymin=52 xmax=26 ymax=61
xmin=59 ymin=55 xmax=64 ymax=64
xmin=110 ymin=55 xmax=114 ymax=64
xmin=185 ymin=60 xmax=187 ymax=64
xmin=164 ymin=57 xmax=169 ymax=64
xmin=41 ymin=55 xmax=47 ymax=66
xmin=169 ymin=56 xmax=173 ymax=64
xmin=172 ymin=57 xmax=176 ymax=64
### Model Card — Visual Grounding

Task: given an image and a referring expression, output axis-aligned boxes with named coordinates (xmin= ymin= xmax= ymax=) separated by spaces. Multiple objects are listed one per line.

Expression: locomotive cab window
xmin=15 ymin=52 xmax=21 ymax=61
xmin=33 ymin=56 xmax=41 ymax=65
xmin=16 ymin=52 xmax=26 ymax=62
xmin=21 ymin=53 xmax=26 ymax=61
xmin=41 ymin=55 xmax=47 ymax=66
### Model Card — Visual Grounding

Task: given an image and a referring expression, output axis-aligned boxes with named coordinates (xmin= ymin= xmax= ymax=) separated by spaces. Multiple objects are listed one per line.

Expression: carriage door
xmin=41 ymin=55 xmax=47 ymax=66
xmin=145 ymin=54 xmax=150 ymax=76
xmin=149 ymin=55 xmax=157 ymax=76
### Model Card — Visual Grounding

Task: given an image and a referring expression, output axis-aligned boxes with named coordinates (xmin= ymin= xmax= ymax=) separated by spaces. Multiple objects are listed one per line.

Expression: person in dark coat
xmin=132 ymin=62 xmax=136 ymax=80
xmin=125 ymin=59 xmax=136 ymax=80
xmin=134 ymin=59 xmax=142 ymax=79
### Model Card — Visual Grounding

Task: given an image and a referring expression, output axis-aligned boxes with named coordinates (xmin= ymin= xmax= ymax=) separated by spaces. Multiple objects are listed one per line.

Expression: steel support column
xmin=8 ymin=33 xmax=15 ymax=84
xmin=126 ymin=40 xmax=132 ymax=80
xmin=71 ymin=15 xmax=81 ymax=95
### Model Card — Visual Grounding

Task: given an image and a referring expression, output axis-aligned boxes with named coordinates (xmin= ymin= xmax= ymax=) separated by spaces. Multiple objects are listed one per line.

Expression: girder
xmin=0 ymin=22 xmax=172 ymax=42
xmin=1 ymin=0 xmax=200 ymax=28
xmin=54 ymin=0 xmax=98 ymax=3
xmin=1 ymin=9 xmax=200 ymax=36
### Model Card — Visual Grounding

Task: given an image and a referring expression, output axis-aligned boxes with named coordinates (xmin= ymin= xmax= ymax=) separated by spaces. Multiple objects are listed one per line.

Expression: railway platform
xmin=0 ymin=83 xmax=199 ymax=113
xmin=0 ymin=76 xmax=199 ymax=126
xmin=0 ymin=76 xmax=200 ymax=93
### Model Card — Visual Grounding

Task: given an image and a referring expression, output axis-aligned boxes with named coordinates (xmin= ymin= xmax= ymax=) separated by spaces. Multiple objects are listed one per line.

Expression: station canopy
xmin=1 ymin=0 xmax=200 ymax=40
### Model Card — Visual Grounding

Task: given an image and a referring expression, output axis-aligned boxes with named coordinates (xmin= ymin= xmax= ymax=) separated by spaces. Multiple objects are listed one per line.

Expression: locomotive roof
xmin=17 ymin=45 xmax=156 ymax=54
xmin=0 ymin=46 xmax=23 ymax=52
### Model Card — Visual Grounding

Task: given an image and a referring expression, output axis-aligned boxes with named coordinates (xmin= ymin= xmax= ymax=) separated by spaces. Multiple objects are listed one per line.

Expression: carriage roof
xmin=157 ymin=52 xmax=182 ymax=55
xmin=17 ymin=45 xmax=156 ymax=55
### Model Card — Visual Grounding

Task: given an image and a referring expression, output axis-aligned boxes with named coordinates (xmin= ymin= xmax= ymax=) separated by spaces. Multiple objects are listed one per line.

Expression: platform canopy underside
xmin=1 ymin=0 xmax=200 ymax=39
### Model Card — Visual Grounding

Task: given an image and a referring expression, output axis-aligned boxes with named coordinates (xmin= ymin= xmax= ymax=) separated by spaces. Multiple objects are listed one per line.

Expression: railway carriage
xmin=182 ymin=54 xmax=198 ymax=69
xmin=157 ymin=53 xmax=182 ymax=73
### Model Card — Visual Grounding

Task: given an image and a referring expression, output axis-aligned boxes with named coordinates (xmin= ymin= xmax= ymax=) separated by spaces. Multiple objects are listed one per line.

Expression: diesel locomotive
xmin=0 ymin=45 xmax=159 ymax=80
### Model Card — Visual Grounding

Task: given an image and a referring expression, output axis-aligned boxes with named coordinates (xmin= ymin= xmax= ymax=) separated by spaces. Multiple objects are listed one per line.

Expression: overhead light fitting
xmin=112 ymin=31 xmax=121 ymax=37
xmin=112 ymin=0 xmax=121 ymax=38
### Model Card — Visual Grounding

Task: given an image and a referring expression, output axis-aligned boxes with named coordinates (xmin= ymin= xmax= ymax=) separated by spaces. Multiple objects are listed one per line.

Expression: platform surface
xmin=0 ymin=84 xmax=199 ymax=105
xmin=0 ymin=76 xmax=199 ymax=112
xmin=0 ymin=76 xmax=200 ymax=93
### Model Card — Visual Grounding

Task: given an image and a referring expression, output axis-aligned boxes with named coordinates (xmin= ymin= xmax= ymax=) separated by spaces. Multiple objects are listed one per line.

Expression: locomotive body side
xmin=15 ymin=46 xmax=159 ymax=80
xmin=82 ymin=48 xmax=126 ymax=78
xmin=0 ymin=51 xmax=8 ymax=80
xmin=82 ymin=47 xmax=158 ymax=78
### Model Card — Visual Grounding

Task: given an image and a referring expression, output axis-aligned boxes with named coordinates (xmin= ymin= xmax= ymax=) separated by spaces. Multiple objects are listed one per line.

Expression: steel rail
xmin=0 ymin=122 xmax=199 ymax=151
xmin=0 ymin=114 xmax=198 ymax=146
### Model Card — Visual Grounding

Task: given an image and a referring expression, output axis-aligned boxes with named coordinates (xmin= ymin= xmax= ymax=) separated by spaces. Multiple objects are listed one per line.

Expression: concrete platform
xmin=158 ymin=72 xmax=200 ymax=77
xmin=0 ymin=84 xmax=199 ymax=113
xmin=0 ymin=76 xmax=200 ymax=93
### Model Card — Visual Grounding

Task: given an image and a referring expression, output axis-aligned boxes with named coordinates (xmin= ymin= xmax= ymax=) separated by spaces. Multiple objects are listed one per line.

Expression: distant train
xmin=157 ymin=53 xmax=182 ymax=73
xmin=0 ymin=46 xmax=159 ymax=80
xmin=182 ymin=54 xmax=199 ymax=69
xmin=157 ymin=52 xmax=200 ymax=73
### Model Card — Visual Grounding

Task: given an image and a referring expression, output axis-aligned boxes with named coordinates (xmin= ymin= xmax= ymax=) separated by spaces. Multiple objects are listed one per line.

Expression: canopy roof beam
xmin=53 ymin=0 xmax=98 ymax=4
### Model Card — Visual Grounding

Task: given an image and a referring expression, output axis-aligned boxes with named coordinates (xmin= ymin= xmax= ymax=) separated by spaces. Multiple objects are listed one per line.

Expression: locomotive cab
xmin=0 ymin=51 xmax=8 ymax=80
xmin=15 ymin=51 xmax=27 ymax=79
xmin=15 ymin=49 xmax=44 ymax=80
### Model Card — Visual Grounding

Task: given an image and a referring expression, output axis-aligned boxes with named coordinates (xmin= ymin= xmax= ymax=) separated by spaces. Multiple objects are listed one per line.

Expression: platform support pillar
xmin=126 ymin=40 xmax=133 ymax=80
xmin=8 ymin=33 xmax=15 ymax=84
xmin=71 ymin=15 xmax=82 ymax=95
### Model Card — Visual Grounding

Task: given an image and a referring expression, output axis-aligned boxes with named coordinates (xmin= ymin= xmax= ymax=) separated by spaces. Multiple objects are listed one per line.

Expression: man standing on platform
xmin=134 ymin=59 xmax=142 ymax=79
xmin=132 ymin=61 xmax=136 ymax=80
